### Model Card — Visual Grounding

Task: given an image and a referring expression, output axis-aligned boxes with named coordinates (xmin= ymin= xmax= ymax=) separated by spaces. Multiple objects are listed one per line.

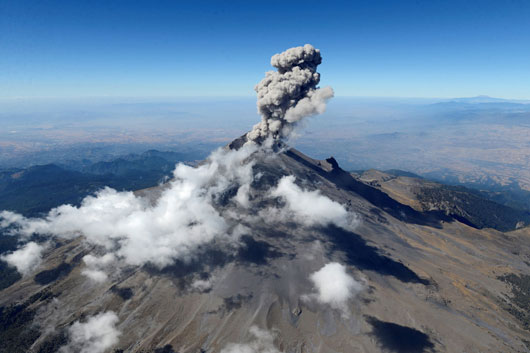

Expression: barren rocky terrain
xmin=0 ymin=140 xmax=529 ymax=353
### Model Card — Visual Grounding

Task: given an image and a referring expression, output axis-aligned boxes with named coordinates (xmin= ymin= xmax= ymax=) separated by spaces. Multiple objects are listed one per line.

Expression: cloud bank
xmin=0 ymin=147 xmax=357 ymax=279
xmin=60 ymin=311 xmax=120 ymax=353
xmin=247 ymin=44 xmax=334 ymax=143
xmin=308 ymin=262 xmax=363 ymax=312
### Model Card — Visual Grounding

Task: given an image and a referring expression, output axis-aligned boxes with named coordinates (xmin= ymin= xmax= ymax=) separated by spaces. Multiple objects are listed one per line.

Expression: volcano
xmin=0 ymin=45 xmax=529 ymax=353
xmin=0 ymin=135 xmax=529 ymax=352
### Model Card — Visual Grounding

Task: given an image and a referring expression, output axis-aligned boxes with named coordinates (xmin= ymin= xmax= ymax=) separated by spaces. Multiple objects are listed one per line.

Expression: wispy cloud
xmin=267 ymin=175 xmax=357 ymax=229
xmin=220 ymin=326 xmax=280 ymax=353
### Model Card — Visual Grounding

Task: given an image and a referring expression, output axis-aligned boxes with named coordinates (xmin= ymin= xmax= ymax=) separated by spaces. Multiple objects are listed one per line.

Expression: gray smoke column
xmin=247 ymin=44 xmax=334 ymax=143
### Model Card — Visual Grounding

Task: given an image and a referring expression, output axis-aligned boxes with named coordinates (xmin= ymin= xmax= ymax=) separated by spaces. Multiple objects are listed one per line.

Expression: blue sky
xmin=1 ymin=0 xmax=529 ymax=99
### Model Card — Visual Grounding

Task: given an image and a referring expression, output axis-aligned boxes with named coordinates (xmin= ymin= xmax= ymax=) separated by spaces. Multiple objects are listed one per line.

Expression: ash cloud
xmin=247 ymin=44 xmax=334 ymax=143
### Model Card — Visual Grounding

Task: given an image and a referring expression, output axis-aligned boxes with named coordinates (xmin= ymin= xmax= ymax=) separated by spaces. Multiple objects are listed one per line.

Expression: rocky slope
xmin=357 ymin=169 xmax=530 ymax=231
xmin=0 ymin=141 xmax=529 ymax=353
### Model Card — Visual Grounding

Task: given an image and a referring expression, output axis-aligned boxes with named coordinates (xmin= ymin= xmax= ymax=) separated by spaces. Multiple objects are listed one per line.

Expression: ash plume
xmin=247 ymin=44 xmax=334 ymax=143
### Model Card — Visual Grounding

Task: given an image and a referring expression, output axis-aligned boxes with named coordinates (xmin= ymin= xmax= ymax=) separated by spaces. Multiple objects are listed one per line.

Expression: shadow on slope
xmin=322 ymin=225 xmax=429 ymax=285
xmin=367 ymin=316 xmax=435 ymax=353
xmin=34 ymin=262 xmax=73 ymax=285
xmin=236 ymin=235 xmax=282 ymax=265
xmin=144 ymin=245 xmax=231 ymax=290
xmin=145 ymin=236 xmax=282 ymax=289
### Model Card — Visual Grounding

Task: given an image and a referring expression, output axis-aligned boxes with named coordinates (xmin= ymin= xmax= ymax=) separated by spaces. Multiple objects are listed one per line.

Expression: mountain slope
xmin=0 ymin=143 xmax=529 ymax=353
xmin=358 ymin=169 xmax=530 ymax=231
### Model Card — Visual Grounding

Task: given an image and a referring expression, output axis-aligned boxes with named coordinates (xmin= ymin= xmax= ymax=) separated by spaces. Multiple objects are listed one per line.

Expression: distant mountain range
xmin=445 ymin=95 xmax=530 ymax=104
xmin=361 ymin=169 xmax=530 ymax=232
xmin=430 ymin=95 xmax=530 ymax=111
xmin=0 ymin=150 xmax=195 ymax=217
xmin=450 ymin=95 xmax=518 ymax=104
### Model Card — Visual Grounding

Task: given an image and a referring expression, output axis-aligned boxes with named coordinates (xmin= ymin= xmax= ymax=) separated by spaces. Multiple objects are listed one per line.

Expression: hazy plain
xmin=1 ymin=96 xmax=529 ymax=191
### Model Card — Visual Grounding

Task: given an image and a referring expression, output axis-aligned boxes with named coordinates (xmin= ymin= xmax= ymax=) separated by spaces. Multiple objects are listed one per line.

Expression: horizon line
xmin=1 ymin=94 xmax=529 ymax=102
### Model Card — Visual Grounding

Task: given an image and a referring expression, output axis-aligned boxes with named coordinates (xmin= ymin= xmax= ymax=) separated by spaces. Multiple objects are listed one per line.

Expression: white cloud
xmin=60 ymin=311 xmax=120 ymax=353
xmin=234 ymin=183 xmax=251 ymax=208
xmin=191 ymin=278 xmax=213 ymax=292
xmin=0 ymin=144 xmax=258 ymax=275
xmin=0 ymin=211 xmax=27 ymax=233
xmin=269 ymin=175 xmax=356 ymax=228
xmin=81 ymin=254 xmax=116 ymax=283
xmin=220 ymin=326 xmax=280 ymax=353
xmin=307 ymin=262 xmax=363 ymax=313
xmin=0 ymin=241 xmax=46 ymax=275
xmin=81 ymin=269 xmax=108 ymax=283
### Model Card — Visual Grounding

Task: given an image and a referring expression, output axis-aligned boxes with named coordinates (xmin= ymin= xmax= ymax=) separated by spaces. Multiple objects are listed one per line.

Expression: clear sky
xmin=1 ymin=0 xmax=529 ymax=99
